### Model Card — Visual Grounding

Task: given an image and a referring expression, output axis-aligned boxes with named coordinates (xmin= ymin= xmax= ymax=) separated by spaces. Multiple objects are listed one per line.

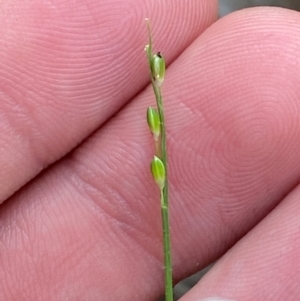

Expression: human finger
xmin=179 ymin=184 xmax=300 ymax=301
xmin=0 ymin=0 xmax=217 ymax=202
xmin=2 ymin=5 xmax=300 ymax=301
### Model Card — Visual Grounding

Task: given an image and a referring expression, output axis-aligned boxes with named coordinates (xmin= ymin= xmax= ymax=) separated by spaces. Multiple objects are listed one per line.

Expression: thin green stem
xmin=154 ymin=85 xmax=168 ymax=206
xmin=154 ymin=83 xmax=172 ymax=301
xmin=160 ymin=187 xmax=172 ymax=301
xmin=153 ymin=63 xmax=173 ymax=301
xmin=146 ymin=18 xmax=173 ymax=301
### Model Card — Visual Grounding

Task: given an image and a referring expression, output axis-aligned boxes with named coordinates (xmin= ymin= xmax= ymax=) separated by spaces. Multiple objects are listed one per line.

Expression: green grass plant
xmin=145 ymin=18 xmax=173 ymax=301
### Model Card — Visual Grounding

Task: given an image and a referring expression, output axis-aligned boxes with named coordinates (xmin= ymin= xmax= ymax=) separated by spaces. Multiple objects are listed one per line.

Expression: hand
xmin=0 ymin=1 xmax=299 ymax=300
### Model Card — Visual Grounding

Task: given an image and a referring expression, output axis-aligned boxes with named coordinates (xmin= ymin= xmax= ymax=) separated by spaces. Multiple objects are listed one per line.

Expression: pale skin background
xmin=0 ymin=1 xmax=300 ymax=300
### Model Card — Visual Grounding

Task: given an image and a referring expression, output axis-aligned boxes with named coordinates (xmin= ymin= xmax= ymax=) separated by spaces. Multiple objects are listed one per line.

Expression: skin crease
xmin=1 ymin=1 xmax=300 ymax=301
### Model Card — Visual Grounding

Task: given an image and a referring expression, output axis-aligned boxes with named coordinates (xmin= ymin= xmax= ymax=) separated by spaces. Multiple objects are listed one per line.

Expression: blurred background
xmin=172 ymin=0 xmax=300 ymax=300
xmin=219 ymin=0 xmax=300 ymax=17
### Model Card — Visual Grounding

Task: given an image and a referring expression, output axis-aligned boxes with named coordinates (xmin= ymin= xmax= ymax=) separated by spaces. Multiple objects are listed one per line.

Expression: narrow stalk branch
xmin=145 ymin=18 xmax=173 ymax=301
xmin=160 ymin=188 xmax=172 ymax=301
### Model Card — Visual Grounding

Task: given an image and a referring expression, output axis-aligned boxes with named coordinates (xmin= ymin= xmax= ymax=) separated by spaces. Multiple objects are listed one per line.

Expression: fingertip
xmin=196 ymin=298 xmax=237 ymax=301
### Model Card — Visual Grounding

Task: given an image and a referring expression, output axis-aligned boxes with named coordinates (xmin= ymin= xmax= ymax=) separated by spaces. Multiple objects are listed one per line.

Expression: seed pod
xmin=150 ymin=156 xmax=165 ymax=190
xmin=151 ymin=52 xmax=165 ymax=87
xmin=147 ymin=106 xmax=160 ymax=141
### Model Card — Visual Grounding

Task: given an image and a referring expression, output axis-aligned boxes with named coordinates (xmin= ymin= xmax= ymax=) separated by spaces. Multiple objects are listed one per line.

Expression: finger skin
xmin=1 ymin=5 xmax=300 ymax=301
xmin=0 ymin=0 xmax=217 ymax=203
xmin=182 ymin=184 xmax=300 ymax=301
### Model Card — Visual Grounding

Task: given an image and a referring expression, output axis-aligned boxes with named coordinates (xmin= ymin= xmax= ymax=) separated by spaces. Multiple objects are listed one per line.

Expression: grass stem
xmin=145 ymin=18 xmax=173 ymax=301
